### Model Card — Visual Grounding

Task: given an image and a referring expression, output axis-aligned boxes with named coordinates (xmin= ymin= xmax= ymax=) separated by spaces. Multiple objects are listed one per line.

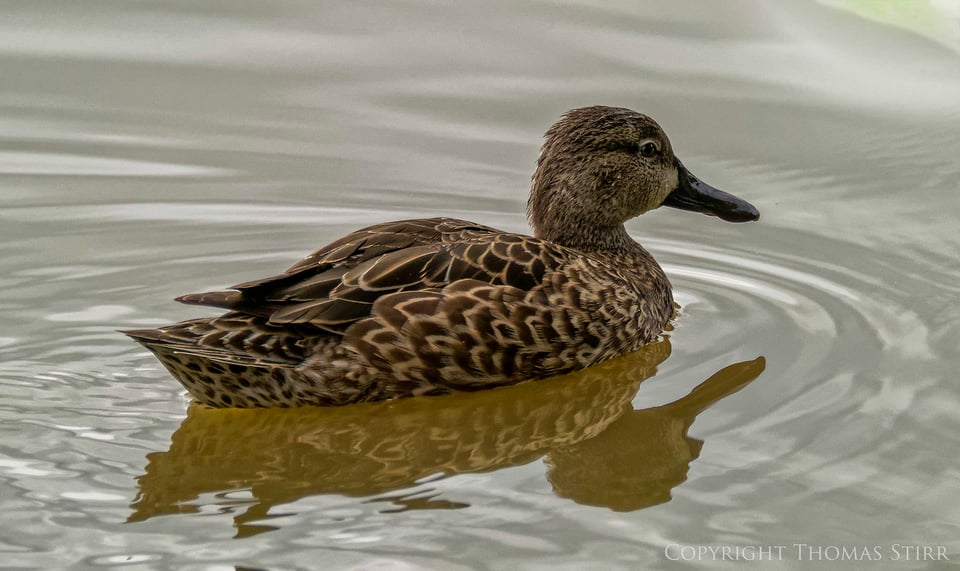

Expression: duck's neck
xmin=528 ymin=162 xmax=648 ymax=257
xmin=534 ymin=220 xmax=640 ymax=256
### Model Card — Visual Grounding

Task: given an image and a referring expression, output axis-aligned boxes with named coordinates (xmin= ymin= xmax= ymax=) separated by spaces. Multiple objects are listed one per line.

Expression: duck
xmin=124 ymin=105 xmax=759 ymax=408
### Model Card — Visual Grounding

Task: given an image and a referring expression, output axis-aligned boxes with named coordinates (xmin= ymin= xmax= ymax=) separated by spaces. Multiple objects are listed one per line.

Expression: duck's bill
xmin=664 ymin=161 xmax=760 ymax=222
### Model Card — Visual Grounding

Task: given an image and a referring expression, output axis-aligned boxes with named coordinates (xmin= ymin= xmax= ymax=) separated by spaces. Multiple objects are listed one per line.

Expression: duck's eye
xmin=639 ymin=142 xmax=659 ymax=157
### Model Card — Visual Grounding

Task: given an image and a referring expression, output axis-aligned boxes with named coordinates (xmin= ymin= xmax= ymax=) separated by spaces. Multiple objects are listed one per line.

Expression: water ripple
xmin=0 ymin=151 xmax=230 ymax=177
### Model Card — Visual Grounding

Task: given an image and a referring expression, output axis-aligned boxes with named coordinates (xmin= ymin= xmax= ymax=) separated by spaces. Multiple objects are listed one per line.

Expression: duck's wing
xmin=176 ymin=217 xmax=565 ymax=334
xmin=176 ymin=217 xmax=486 ymax=311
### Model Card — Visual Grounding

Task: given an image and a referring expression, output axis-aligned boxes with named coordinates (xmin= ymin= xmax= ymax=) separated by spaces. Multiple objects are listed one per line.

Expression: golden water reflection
xmin=129 ymin=340 xmax=765 ymax=537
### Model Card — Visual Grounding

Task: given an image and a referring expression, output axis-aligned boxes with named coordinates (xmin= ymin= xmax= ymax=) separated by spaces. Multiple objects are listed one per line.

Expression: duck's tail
xmin=122 ymin=314 xmax=316 ymax=407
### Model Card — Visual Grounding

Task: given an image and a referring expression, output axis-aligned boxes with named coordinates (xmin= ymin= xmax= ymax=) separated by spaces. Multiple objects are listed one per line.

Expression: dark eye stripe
xmin=615 ymin=141 xmax=659 ymax=156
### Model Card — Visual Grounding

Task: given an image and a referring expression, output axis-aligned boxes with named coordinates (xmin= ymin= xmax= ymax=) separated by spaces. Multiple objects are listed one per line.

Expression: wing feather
xmin=174 ymin=217 xmax=568 ymax=333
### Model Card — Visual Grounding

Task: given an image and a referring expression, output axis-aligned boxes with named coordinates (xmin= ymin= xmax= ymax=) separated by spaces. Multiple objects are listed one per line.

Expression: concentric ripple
xmin=625 ymin=226 xmax=958 ymax=553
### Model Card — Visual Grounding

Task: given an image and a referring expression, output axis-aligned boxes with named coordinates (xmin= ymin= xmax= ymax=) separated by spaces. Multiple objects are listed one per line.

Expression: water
xmin=2 ymin=1 xmax=959 ymax=569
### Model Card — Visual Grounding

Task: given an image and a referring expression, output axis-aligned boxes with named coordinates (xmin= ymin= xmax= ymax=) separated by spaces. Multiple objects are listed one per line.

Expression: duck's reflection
xmin=129 ymin=339 xmax=765 ymax=536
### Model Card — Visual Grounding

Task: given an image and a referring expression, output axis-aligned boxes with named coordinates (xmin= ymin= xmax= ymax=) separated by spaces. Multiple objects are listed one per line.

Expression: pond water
xmin=2 ymin=1 xmax=959 ymax=569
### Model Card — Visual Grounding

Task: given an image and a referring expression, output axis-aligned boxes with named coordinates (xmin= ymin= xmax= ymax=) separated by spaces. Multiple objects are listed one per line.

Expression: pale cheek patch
xmin=660 ymin=169 xmax=680 ymax=203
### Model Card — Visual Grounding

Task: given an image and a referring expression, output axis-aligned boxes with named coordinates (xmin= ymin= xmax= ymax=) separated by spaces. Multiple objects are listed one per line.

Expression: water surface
xmin=2 ymin=1 xmax=959 ymax=569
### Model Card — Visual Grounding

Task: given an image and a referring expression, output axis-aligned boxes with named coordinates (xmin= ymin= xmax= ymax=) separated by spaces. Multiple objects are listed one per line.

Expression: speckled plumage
xmin=124 ymin=106 xmax=759 ymax=407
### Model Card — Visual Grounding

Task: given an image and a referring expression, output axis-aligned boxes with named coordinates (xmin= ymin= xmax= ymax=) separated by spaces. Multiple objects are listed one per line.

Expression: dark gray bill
xmin=663 ymin=160 xmax=759 ymax=222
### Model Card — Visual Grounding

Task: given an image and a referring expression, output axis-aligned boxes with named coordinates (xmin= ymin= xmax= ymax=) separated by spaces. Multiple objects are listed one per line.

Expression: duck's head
xmin=528 ymin=106 xmax=759 ymax=252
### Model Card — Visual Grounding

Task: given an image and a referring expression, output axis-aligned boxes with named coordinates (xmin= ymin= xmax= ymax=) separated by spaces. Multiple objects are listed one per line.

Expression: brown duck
xmin=124 ymin=106 xmax=759 ymax=407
